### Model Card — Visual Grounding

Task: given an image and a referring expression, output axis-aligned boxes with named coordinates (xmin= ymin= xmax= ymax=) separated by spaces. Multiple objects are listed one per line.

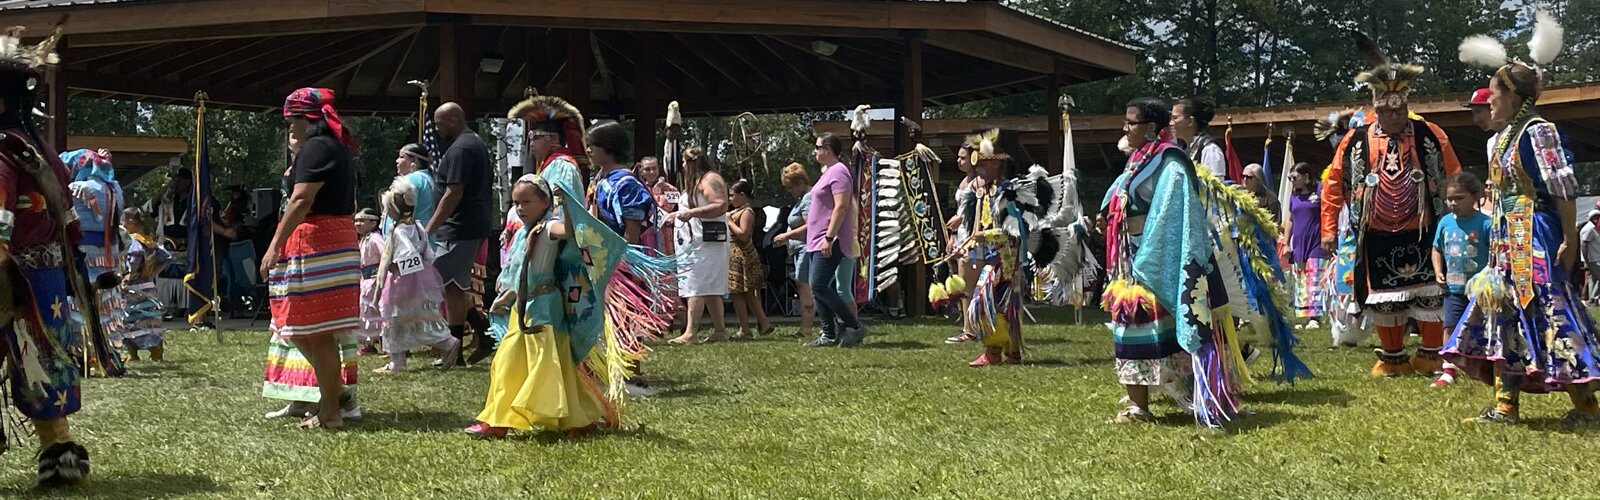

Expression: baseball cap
xmin=1462 ymin=88 xmax=1491 ymax=107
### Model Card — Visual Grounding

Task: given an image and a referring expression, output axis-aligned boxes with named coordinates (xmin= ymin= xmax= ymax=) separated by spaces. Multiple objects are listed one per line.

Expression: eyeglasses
xmin=1242 ymin=174 xmax=1257 ymax=180
xmin=814 ymin=145 xmax=828 ymax=150
xmin=1124 ymin=120 xmax=1153 ymax=126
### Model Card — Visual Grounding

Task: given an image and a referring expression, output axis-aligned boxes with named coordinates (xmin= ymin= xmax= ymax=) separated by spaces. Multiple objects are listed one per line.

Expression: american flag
xmin=421 ymin=115 xmax=443 ymax=162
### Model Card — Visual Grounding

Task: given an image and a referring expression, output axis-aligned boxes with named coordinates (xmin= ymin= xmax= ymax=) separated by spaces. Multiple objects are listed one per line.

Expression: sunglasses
xmin=1124 ymin=120 xmax=1154 ymax=126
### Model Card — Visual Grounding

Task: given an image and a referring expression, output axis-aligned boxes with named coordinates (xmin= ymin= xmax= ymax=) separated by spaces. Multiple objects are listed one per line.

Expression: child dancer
xmin=373 ymin=177 xmax=460 ymax=373
xmin=468 ymin=173 xmax=613 ymax=437
xmin=120 ymin=208 xmax=171 ymax=361
xmin=355 ymin=208 xmax=384 ymax=355
xmin=1431 ymin=174 xmax=1491 ymax=387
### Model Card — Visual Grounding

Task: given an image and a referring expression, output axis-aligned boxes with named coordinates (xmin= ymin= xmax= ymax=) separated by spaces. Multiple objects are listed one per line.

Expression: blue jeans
xmin=1443 ymin=293 xmax=1468 ymax=332
xmin=807 ymin=241 xmax=861 ymax=338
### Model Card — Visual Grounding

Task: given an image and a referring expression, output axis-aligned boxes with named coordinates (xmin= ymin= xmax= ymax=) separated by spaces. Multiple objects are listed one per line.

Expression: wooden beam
xmin=767 ymin=36 xmax=885 ymax=86
xmin=67 ymin=135 xmax=189 ymax=154
xmin=437 ymin=22 xmax=478 ymax=116
xmin=566 ymin=30 xmax=594 ymax=112
xmin=231 ymin=31 xmax=404 ymax=90
xmin=14 ymin=1 xmax=425 ymax=41
xmin=185 ymin=33 xmax=361 ymax=82
xmin=384 ymin=30 xmax=422 ymax=96
xmin=47 ymin=64 xmax=68 ymax=151
xmin=709 ymin=34 xmax=787 ymax=94
xmin=632 ymin=32 xmax=662 ymax=163
xmin=751 ymin=36 xmax=820 ymax=90
xmin=669 ymin=34 xmax=752 ymax=95
xmin=923 ymin=30 xmax=1053 ymax=75
xmin=147 ymin=38 xmax=274 ymax=82
xmin=976 ymin=3 xmax=1136 ymax=75
xmin=304 ymin=29 xmax=421 ymax=94
xmin=898 ymin=35 xmax=927 ymax=318
xmin=1046 ymin=73 xmax=1063 ymax=174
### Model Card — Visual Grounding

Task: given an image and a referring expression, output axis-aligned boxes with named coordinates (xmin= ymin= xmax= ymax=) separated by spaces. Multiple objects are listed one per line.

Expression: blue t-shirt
xmin=1433 ymin=211 xmax=1492 ymax=294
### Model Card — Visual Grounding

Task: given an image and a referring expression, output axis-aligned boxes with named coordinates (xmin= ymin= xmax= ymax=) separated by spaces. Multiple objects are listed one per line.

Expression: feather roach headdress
xmin=1458 ymin=7 xmax=1563 ymax=100
xmin=966 ymin=128 xmax=1009 ymax=163
xmin=0 ymin=17 xmax=65 ymax=77
xmin=1352 ymin=34 xmax=1424 ymax=110
xmin=508 ymin=94 xmax=588 ymax=169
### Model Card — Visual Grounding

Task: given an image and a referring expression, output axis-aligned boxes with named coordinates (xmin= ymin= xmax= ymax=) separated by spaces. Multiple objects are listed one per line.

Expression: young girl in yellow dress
xmin=466 ymin=172 xmax=614 ymax=437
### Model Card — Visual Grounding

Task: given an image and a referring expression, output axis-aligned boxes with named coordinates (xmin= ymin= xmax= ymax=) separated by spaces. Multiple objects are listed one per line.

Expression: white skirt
xmin=675 ymin=217 xmax=730 ymax=298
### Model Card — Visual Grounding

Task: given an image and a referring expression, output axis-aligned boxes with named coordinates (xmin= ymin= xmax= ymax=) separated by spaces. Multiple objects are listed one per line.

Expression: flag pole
xmin=193 ymin=91 xmax=223 ymax=343
xmin=408 ymin=80 xmax=429 ymax=143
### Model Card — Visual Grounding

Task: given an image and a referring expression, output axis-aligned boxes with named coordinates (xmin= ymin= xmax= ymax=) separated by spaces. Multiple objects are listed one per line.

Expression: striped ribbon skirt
xmin=268 ymin=215 xmax=361 ymax=337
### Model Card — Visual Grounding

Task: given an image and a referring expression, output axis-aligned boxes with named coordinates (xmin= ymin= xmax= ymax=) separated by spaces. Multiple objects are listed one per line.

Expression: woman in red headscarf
xmin=260 ymin=87 xmax=362 ymax=430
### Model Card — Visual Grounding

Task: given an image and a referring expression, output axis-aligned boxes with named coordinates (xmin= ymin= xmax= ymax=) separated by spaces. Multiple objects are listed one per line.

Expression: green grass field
xmin=3 ymin=308 xmax=1597 ymax=498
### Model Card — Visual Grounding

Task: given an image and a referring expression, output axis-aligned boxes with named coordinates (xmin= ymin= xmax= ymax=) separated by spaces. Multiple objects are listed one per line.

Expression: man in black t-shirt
xmin=424 ymin=102 xmax=494 ymax=362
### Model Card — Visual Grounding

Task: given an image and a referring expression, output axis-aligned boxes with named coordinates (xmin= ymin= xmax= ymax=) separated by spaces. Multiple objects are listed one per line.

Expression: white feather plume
xmin=666 ymin=101 xmax=682 ymax=127
xmin=979 ymin=139 xmax=994 ymax=158
xmin=850 ymin=105 xmax=871 ymax=133
xmin=1529 ymin=8 xmax=1564 ymax=66
xmin=1458 ymin=35 xmax=1508 ymax=69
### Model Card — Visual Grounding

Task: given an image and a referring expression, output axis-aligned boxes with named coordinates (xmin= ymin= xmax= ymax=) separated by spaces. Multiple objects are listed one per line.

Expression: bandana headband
xmin=283 ymin=87 xmax=358 ymax=153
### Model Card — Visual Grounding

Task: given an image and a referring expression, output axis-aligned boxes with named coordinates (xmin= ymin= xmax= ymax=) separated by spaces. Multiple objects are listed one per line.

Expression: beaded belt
xmin=15 ymin=244 xmax=64 ymax=270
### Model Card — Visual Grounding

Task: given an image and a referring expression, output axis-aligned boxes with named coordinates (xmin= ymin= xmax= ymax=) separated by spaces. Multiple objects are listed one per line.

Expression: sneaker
xmin=837 ymin=325 xmax=867 ymax=347
xmin=803 ymin=335 xmax=838 ymax=347
xmin=1242 ymin=344 xmax=1262 ymax=364
xmin=342 ymin=405 xmax=364 ymax=420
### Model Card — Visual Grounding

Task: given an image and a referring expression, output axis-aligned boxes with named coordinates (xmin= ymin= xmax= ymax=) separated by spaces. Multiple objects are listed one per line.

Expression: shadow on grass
xmin=642 ymin=374 xmax=729 ymax=399
xmin=4 ymin=472 xmax=225 ymax=498
xmin=1021 ymin=356 xmax=1114 ymax=368
xmin=343 ymin=410 xmax=469 ymax=433
xmin=862 ymin=340 xmax=934 ymax=350
xmin=1248 ymin=387 xmax=1358 ymax=408
xmin=509 ymin=423 xmax=693 ymax=447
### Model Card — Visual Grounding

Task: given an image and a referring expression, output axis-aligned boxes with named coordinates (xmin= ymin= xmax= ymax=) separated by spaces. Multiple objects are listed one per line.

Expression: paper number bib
xmin=393 ymin=236 xmax=425 ymax=276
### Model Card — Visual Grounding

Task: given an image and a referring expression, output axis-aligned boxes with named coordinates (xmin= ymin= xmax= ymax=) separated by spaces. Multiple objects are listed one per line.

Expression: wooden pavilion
xmin=7 ymin=0 xmax=1137 ymax=170
xmin=816 ymin=82 xmax=1600 ymax=179
xmin=6 ymin=0 xmax=1139 ymax=317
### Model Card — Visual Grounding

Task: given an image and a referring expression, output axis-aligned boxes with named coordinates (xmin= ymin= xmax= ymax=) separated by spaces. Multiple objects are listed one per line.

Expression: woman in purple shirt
xmin=1283 ymin=162 xmax=1329 ymax=327
xmin=802 ymin=133 xmax=867 ymax=347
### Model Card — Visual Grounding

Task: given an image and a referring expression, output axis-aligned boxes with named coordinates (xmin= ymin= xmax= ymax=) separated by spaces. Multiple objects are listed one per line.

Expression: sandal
xmin=298 ymin=414 xmax=344 ymax=431
xmin=700 ymin=332 xmax=729 ymax=344
xmin=668 ymin=335 xmax=694 ymax=345
xmin=759 ymin=325 xmax=776 ymax=337
xmin=372 ymin=364 xmax=395 ymax=374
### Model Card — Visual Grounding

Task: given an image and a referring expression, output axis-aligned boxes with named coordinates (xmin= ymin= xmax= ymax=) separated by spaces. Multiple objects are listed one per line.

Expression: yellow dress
xmin=476 ymin=308 xmax=611 ymax=431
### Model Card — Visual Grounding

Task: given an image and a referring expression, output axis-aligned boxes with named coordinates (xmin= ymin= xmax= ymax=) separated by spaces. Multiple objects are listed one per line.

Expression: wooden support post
xmin=1046 ymin=71 xmax=1063 ymax=174
xmin=567 ymin=29 xmax=594 ymax=113
xmin=901 ymin=35 xmax=927 ymax=318
xmin=632 ymin=33 xmax=660 ymax=162
xmin=437 ymin=23 xmax=477 ymax=117
xmin=47 ymin=63 xmax=68 ymax=151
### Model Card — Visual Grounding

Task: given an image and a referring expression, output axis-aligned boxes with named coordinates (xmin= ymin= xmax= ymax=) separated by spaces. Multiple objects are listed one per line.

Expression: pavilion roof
xmin=5 ymin=0 xmax=1139 ymax=118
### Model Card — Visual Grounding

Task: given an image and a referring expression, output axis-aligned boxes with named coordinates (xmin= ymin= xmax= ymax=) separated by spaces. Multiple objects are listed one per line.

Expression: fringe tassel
xmin=1190 ymin=340 xmax=1241 ymax=428
xmin=1101 ymin=279 xmax=1162 ymax=324
xmin=965 ymin=266 xmax=997 ymax=340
